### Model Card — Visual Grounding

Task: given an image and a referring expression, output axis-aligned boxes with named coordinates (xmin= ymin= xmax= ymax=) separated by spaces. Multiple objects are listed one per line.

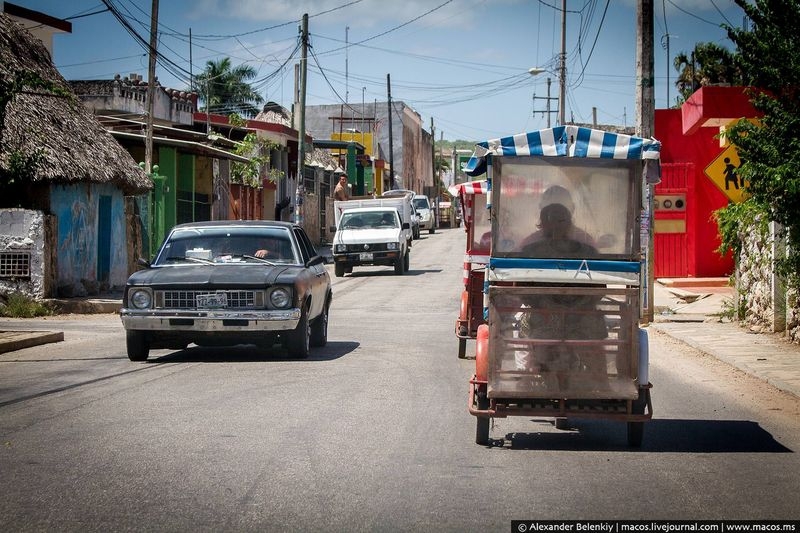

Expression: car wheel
xmin=126 ymin=331 xmax=150 ymax=361
xmin=429 ymin=228 xmax=435 ymax=234
xmin=310 ymin=298 xmax=329 ymax=347
xmin=286 ymin=305 xmax=310 ymax=358
xmin=394 ymin=253 xmax=405 ymax=275
xmin=334 ymin=262 xmax=345 ymax=277
xmin=403 ymin=251 xmax=410 ymax=271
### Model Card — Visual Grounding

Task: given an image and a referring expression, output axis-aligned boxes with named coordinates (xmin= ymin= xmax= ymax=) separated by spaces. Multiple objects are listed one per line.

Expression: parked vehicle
xmin=466 ymin=125 xmax=660 ymax=447
xmin=448 ymin=180 xmax=489 ymax=358
xmin=329 ymin=206 xmax=410 ymax=277
xmin=412 ymin=194 xmax=435 ymax=234
xmin=119 ymin=221 xmax=331 ymax=361
xmin=381 ymin=189 xmax=420 ymax=239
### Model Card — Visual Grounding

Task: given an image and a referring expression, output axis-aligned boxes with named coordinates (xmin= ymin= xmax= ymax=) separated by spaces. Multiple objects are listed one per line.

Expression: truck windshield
xmin=341 ymin=212 xmax=398 ymax=229
xmin=413 ymin=197 xmax=430 ymax=210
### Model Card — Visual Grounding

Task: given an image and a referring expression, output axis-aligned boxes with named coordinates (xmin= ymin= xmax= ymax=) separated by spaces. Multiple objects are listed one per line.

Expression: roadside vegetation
xmin=0 ymin=292 xmax=54 ymax=318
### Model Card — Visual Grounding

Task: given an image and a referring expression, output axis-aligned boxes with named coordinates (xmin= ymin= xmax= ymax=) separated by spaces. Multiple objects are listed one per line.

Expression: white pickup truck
xmin=330 ymin=205 xmax=411 ymax=277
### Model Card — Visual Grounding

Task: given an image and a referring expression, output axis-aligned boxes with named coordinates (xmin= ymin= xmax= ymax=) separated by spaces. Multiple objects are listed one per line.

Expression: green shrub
xmin=0 ymin=292 xmax=54 ymax=318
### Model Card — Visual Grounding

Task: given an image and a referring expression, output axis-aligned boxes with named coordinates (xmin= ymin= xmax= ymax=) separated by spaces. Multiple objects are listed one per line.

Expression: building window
xmin=0 ymin=251 xmax=31 ymax=278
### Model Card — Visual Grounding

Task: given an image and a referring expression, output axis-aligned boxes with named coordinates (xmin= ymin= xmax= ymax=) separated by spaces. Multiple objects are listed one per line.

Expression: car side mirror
xmin=329 ymin=226 xmax=337 ymax=233
xmin=137 ymin=257 xmax=151 ymax=269
xmin=306 ymin=255 xmax=325 ymax=267
xmin=402 ymin=222 xmax=410 ymax=230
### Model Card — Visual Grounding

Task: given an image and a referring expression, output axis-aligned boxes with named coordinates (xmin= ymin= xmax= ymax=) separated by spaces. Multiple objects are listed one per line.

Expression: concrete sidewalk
xmin=2 ymin=277 xmax=799 ymax=401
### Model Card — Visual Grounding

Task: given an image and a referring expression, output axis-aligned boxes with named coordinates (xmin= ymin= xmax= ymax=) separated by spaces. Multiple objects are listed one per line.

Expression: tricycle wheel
xmin=458 ymin=337 xmax=467 ymax=359
xmin=627 ymin=387 xmax=648 ymax=447
xmin=475 ymin=390 xmax=490 ymax=445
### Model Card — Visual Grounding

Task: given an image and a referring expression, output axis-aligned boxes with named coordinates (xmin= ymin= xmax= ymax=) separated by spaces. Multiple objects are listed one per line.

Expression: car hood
xmin=126 ymin=263 xmax=299 ymax=288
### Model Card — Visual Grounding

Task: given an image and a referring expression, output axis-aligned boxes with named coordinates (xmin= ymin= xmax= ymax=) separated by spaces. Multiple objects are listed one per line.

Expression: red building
xmin=653 ymin=86 xmax=759 ymax=278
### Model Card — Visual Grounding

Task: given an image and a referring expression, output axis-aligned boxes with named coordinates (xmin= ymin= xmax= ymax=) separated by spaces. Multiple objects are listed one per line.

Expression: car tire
xmin=286 ymin=305 xmax=310 ymax=358
xmin=429 ymin=228 xmax=435 ymax=234
xmin=403 ymin=251 xmax=410 ymax=271
xmin=334 ymin=262 xmax=345 ymax=277
xmin=126 ymin=331 xmax=150 ymax=361
xmin=394 ymin=253 xmax=405 ymax=275
xmin=310 ymin=298 xmax=329 ymax=347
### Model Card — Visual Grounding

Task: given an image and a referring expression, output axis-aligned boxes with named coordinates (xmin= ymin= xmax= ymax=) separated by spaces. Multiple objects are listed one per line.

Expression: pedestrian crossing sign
xmin=704 ymin=145 xmax=746 ymax=203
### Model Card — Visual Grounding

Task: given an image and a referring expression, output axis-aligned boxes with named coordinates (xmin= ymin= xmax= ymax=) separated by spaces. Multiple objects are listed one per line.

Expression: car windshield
xmin=153 ymin=226 xmax=299 ymax=265
xmin=413 ymin=198 xmax=430 ymax=210
xmin=340 ymin=211 xmax=398 ymax=229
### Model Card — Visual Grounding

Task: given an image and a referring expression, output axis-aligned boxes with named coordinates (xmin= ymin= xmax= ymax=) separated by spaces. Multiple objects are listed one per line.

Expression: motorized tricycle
xmin=449 ymin=180 xmax=490 ymax=358
xmin=466 ymin=125 xmax=660 ymax=447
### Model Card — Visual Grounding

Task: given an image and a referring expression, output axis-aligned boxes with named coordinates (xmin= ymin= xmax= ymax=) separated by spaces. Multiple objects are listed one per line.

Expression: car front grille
xmin=156 ymin=289 xmax=264 ymax=309
xmin=344 ymin=243 xmax=390 ymax=252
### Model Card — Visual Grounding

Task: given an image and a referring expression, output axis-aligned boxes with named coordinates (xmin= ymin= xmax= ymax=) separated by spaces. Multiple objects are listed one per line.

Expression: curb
xmin=0 ymin=330 xmax=64 ymax=354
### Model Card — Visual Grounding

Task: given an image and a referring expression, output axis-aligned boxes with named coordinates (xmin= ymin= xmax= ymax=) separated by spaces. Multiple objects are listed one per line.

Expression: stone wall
xmin=0 ymin=209 xmax=48 ymax=298
xmin=737 ymin=215 xmax=800 ymax=342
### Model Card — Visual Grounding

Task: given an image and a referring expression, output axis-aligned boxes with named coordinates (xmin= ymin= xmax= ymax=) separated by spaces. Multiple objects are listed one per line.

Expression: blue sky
xmin=16 ymin=0 xmax=743 ymax=141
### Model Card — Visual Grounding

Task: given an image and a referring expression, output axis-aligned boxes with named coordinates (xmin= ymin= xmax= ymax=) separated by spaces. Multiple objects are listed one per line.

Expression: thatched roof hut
xmin=0 ymin=12 xmax=151 ymax=195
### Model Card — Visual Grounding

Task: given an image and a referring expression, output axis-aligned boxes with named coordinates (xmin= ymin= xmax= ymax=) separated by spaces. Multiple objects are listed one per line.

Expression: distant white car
xmin=413 ymin=194 xmax=435 ymax=234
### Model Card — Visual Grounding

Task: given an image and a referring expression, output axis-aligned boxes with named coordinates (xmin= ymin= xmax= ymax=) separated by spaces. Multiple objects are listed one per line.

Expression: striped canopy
xmin=464 ymin=125 xmax=661 ymax=177
xmin=447 ymin=179 xmax=488 ymax=198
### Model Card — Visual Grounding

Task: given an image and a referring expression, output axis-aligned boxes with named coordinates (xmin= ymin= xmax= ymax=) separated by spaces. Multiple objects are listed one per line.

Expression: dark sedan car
xmin=119 ymin=221 xmax=332 ymax=361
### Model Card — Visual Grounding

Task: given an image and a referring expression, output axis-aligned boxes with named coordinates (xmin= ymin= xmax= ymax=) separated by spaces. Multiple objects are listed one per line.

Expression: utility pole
xmin=144 ymin=0 xmax=159 ymax=175
xmin=430 ymin=117 xmax=436 ymax=195
xmin=297 ymin=14 xmax=309 ymax=188
xmin=387 ymin=73 xmax=395 ymax=189
xmin=532 ymin=77 xmax=557 ymax=128
xmin=636 ymin=0 xmax=656 ymax=323
xmin=558 ymin=0 xmax=567 ymax=125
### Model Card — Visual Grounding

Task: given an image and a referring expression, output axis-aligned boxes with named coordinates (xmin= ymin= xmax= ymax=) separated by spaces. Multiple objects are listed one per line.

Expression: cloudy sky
xmin=18 ymin=0 xmax=744 ymax=141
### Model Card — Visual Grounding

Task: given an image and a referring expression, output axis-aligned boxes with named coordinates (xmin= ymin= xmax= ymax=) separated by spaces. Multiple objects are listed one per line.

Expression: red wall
xmin=653 ymin=108 xmax=734 ymax=278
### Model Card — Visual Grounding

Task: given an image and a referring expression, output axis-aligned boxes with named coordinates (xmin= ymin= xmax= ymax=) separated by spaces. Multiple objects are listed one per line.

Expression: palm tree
xmin=673 ymin=42 xmax=742 ymax=104
xmin=194 ymin=58 xmax=264 ymax=118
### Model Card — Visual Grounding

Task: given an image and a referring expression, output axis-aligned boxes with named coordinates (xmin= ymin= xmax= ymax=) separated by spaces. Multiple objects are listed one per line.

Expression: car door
xmin=293 ymin=227 xmax=328 ymax=319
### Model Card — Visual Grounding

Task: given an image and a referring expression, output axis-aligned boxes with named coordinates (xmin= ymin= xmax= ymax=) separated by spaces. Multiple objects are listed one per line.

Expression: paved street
xmin=1 ymin=227 xmax=799 ymax=531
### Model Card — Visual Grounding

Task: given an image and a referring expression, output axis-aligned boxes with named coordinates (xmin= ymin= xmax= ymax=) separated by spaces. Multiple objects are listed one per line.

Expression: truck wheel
xmin=403 ymin=251 xmax=410 ymax=271
xmin=475 ymin=389 xmax=490 ymax=445
xmin=310 ymin=298 xmax=329 ymax=347
xmin=286 ymin=306 xmax=310 ymax=358
xmin=334 ymin=262 xmax=345 ymax=277
xmin=429 ymin=228 xmax=435 ymax=234
xmin=126 ymin=331 xmax=150 ymax=361
xmin=394 ymin=254 xmax=405 ymax=275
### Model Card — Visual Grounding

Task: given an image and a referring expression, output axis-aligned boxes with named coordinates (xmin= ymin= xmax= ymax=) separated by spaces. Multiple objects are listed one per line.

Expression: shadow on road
xmin=483 ymin=418 xmax=792 ymax=453
xmin=146 ymin=340 xmax=360 ymax=364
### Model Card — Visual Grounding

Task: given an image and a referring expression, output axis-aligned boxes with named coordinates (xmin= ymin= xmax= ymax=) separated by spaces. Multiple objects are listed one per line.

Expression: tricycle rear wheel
xmin=458 ymin=337 xmax=467 ymax=359
xmin=475 ymin=390 xmax=490 ymax=445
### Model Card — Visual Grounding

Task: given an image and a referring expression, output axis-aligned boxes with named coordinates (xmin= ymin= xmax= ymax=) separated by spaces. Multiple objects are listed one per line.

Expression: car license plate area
xmin=196 ymin=292 xmax=228 ymax=308
xmin=359 ymin=252 xmax=373 ymax=261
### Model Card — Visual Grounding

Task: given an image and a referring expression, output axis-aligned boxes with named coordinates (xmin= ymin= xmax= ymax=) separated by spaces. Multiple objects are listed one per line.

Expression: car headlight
xmin=129 ymin=288 xmax=153 ymax=309
xmin=269 ymin=287 xmax=292 ymax=309
xmin=335 ymin=243 xmax=347 ymax=253
xmin=387 ymin=242 xmax=398 ymax=250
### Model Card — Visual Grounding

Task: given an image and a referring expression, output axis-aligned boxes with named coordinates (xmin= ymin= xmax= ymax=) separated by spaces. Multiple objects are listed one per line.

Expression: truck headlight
xmin=387 ymin=242 xmax=398 ymax=250
xmin=335 ymin=243 xmax=347 ymax=253
xmin=129 ymin=288 xmax=153 ymax=309
xmin=269 ymin=287 xmax=292 ymax=309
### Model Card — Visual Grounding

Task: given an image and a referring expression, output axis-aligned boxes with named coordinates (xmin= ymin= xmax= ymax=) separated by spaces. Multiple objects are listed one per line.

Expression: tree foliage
xmin=673 ymin=42 xmax=742 ymax=105
xmin=719 ymin=0 xmax=800 ymax=285
xmin=194 ymin=58 xmax=264 ymax=118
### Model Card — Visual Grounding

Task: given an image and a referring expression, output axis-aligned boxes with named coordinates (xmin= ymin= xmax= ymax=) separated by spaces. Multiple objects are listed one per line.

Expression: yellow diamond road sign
xmin=704 ymin=145 xmax=746 ymax=203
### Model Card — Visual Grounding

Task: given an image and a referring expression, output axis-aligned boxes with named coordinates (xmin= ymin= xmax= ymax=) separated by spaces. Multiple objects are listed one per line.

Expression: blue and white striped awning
xmin=464 ymin=125 xmax=661 ymax=177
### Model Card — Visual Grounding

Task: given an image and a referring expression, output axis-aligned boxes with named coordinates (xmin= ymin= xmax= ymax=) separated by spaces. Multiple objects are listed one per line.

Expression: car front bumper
xmin=120 ymin=308 xmax=301 ymax=332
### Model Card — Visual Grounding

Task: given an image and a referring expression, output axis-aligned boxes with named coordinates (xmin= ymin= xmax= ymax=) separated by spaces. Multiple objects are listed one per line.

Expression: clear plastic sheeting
xmin=491 ymin=158 xmax=640 ymax=260
xmin=487 ymin=285 xmax=640 ymax=400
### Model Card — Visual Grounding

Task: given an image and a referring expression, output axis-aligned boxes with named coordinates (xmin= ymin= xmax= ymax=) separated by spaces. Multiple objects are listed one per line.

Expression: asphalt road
xmin=1 ymin=227 xmax=799 ymax=531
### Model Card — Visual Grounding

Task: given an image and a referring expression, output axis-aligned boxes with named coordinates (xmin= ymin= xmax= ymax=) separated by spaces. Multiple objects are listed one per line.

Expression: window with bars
xmin=0 ymin=252 xmax=31 ymax=278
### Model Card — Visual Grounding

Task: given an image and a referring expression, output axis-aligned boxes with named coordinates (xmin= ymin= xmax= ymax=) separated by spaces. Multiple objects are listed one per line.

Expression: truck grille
xmin=156 ymin=289 xmax=263 ymax=309
xmin=344 ymin=243 xmax=390 ymax=252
